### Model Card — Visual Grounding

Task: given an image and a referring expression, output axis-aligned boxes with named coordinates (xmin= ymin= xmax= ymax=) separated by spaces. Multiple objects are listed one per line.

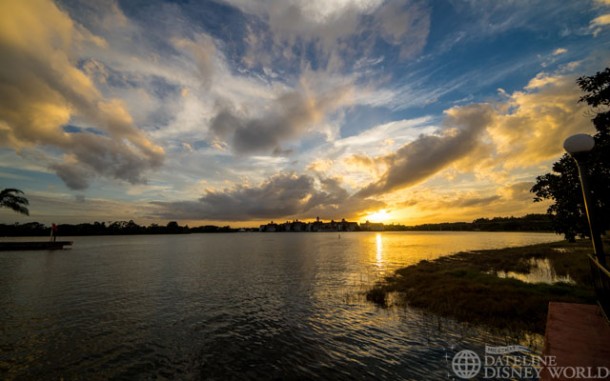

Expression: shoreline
xmin=0 ymin=230 xmax=557 ymax=238
xmin=366 ymin=240 xmax=601 ymax=334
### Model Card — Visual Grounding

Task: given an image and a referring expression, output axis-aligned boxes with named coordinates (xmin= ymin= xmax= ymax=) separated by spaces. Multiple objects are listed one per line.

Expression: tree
xmin=531 ymin=68 xmax=610 ymax=241
xmin=0 ymin=188 xmax=29 ymax=216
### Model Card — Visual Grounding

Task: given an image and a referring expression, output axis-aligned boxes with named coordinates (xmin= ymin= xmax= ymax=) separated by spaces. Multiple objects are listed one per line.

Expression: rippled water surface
xmin=0 ymin=232 xmax=559 ymax=380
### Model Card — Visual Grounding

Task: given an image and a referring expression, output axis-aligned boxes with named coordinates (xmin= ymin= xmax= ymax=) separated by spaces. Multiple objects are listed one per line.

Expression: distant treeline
xmin=0 ymin=214 xmax=553 ymax=237
xmin=0 ymin=220 xmax=239 ymax=237
xmin=388 ymin=214 xmax=553 ymax=232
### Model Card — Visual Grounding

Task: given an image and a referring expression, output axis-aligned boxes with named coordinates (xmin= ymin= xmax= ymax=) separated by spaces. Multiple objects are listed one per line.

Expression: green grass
xmin=366 ymin=240 xmax=602 ymax=334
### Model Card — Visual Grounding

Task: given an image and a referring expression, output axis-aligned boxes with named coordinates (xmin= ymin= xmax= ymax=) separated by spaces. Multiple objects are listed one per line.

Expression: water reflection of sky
xmin=0 ymin=232 xmax=560 ymax=379
xmin=359 ymin=231 xmax=562 ymax=282
xmin=366 ymin=232 xmax=574 ymax=285
xmin=494 ymin=258 xmax=575 ymax=284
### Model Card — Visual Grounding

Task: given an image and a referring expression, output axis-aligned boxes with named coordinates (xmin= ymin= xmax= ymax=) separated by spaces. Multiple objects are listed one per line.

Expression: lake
xmin=0 ymin=231 xmax=560 ymax=380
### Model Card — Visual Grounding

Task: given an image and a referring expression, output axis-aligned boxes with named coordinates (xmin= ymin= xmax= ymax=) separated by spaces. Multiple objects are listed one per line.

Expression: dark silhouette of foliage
xmin=0 ymin=215 xmax=551 ymax=237
xmin=532 ymin=68 xmax=610 ymax=241
xmin=0 ymin=188 xmax=29 ymax=216
xmin=0 ymin=220 xmax=237 ymax=237
xmin=391 ymin=214 xmax=552 ymax=232
xmin=577 ymin=68 xmax=610 ymax=110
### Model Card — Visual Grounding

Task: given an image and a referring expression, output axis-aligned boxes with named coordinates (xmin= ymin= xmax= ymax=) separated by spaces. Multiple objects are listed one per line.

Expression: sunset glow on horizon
xmin=1 ymin=0 xmax=609 ymax=227
xmin=365 ymin=210 xmax=392 ymax=224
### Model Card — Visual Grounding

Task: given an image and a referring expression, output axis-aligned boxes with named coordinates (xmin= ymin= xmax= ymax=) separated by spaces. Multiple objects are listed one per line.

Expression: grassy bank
xmin=366 ymin=240 xmax=601 ymax=334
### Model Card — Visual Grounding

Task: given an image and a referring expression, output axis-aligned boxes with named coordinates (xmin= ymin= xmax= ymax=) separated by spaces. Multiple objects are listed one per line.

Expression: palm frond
xmin=0 ymin=188 xmax=30 ymax=216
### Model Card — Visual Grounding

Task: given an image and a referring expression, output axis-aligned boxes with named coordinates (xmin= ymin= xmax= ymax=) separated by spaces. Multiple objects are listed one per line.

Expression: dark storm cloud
xmin=201 ymin=173 xmax=314 ymax=219
xmin=152 ymin=173 xmax=383 ymax=221
xmin=153 ymin=173 xmax=316 ymax=220
xmin=357 ymin=104 xmax=494 ymax=197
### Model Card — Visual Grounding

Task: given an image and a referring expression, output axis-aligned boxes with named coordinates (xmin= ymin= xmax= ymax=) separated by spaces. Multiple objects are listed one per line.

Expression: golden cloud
xmin=489 ymin=73 xmax=592 ymax=168
xmin=0 ymin=0 xmax=164 ymax=189
xmin=343 ymin=154 xmax=386 ymax=176
xmin=352 ymin=67 xmax=595 ymax=226
xmin=591 ymin=14 xmax=610 ymax=27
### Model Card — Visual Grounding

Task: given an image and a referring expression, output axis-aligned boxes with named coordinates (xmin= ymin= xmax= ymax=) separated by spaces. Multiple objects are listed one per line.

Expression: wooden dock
xmin=0 ymin=241 xmax=73 ymax=251
xmin=541 ymin=302 xmax=610 ymax=380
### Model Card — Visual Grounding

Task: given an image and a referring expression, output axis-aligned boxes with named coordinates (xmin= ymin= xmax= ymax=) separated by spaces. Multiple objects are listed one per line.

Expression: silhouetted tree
xmin=0 ymin=188 xmax=29 ymax=216
xmin=532 ymin=68 xmax=610 ymax=241
xmin=166 ymin=221 xmax=181 ymax=233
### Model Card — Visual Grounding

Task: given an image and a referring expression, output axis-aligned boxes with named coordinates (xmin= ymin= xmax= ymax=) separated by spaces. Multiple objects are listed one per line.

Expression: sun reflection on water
xmin=376 ymin=233 xmax=383 ymax=266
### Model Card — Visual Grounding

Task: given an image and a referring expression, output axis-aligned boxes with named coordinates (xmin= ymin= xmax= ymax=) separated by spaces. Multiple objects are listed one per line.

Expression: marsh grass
xmin=366 ymin=240 xmax=603 ymax=334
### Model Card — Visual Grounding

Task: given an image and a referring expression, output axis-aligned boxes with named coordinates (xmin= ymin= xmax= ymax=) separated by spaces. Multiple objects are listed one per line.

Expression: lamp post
xmin=563 ymin=134 xmax=607 ymax=267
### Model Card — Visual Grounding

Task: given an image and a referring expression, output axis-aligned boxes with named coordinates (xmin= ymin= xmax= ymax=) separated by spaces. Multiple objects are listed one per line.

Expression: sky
xmin=1 ymin=0 xmax=610 ymax=227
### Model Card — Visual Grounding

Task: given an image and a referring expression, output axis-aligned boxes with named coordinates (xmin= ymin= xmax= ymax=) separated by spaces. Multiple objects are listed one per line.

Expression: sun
xmin=365 ymin=209 xmax=391 ymax=223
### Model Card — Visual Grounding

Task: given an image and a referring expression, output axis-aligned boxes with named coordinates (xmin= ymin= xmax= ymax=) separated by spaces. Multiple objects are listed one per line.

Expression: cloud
xmin=353 ymin=65 xmax=596 ymax=199
xmin=152 ymin=173 xmax=320 ymax=220
xmin=307 ymin=159 xmax=334 ymax=173
xmin=590 ymin=0 xmax=610 ymax=35
xmin=357 ymin=104 xmax=494 ymax=197
xmin=591 ymin=14 xmax=610 ymax=27
xmin=344 ymin=154 xmax=380 ymax=172
xmin=374 ymin=1 xmax=430 ymax=58
xmin=229 ymin=0 xmax=430 ymax=70
xmin=52 ymin=162 xmax=91 ymax=190
xmin=499 ymin=182 xmax=536 ymax=202
xmin=172 ymin=34 xmax=218 ymax=88
xmin=443 ymin=71 xmax=589 ymax=174
xmin=228 ymin=0 xmax=373 ymax=45
xmin=152 ymin=172 xmax=383 ymax=221
xmin=199 ymin=173 xmax=315 ymax=219
xmin=415 ymin=193 xmax=502 ymax=210
xmin=1 ymin=0 xmax=603 ymax=227
xmin=489 ymin=72 xmax=592 ymax=167
xmin=0 ymin=0 xmax=164 ymax=189
xmin=302 ymin=176 xmax=386 ymax=218
xmin=339 ymin=154 xmax=388 ymax=188
xmin=209 ymin=82 xmax=353 ymax=155
xmin=19 ymin=191 xmax=159 ymax=224
xmin=389 ymin=180 xmax=551 ymax=225
xmin=454 ymin=195 xmax=502 ymax=208
xmin=334 ymin=116 xmax=434 ymax=150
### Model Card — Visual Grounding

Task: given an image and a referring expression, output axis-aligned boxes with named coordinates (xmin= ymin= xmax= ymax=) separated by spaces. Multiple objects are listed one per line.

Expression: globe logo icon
xmin=452 ymin=350 xmax=481 ymax=379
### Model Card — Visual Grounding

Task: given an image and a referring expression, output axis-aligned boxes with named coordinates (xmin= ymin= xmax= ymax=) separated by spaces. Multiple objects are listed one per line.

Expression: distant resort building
xmin=259 ymin=217 xmax=381 ymax=232
xmin=360 ymin=220 xmax=384 ymax=231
